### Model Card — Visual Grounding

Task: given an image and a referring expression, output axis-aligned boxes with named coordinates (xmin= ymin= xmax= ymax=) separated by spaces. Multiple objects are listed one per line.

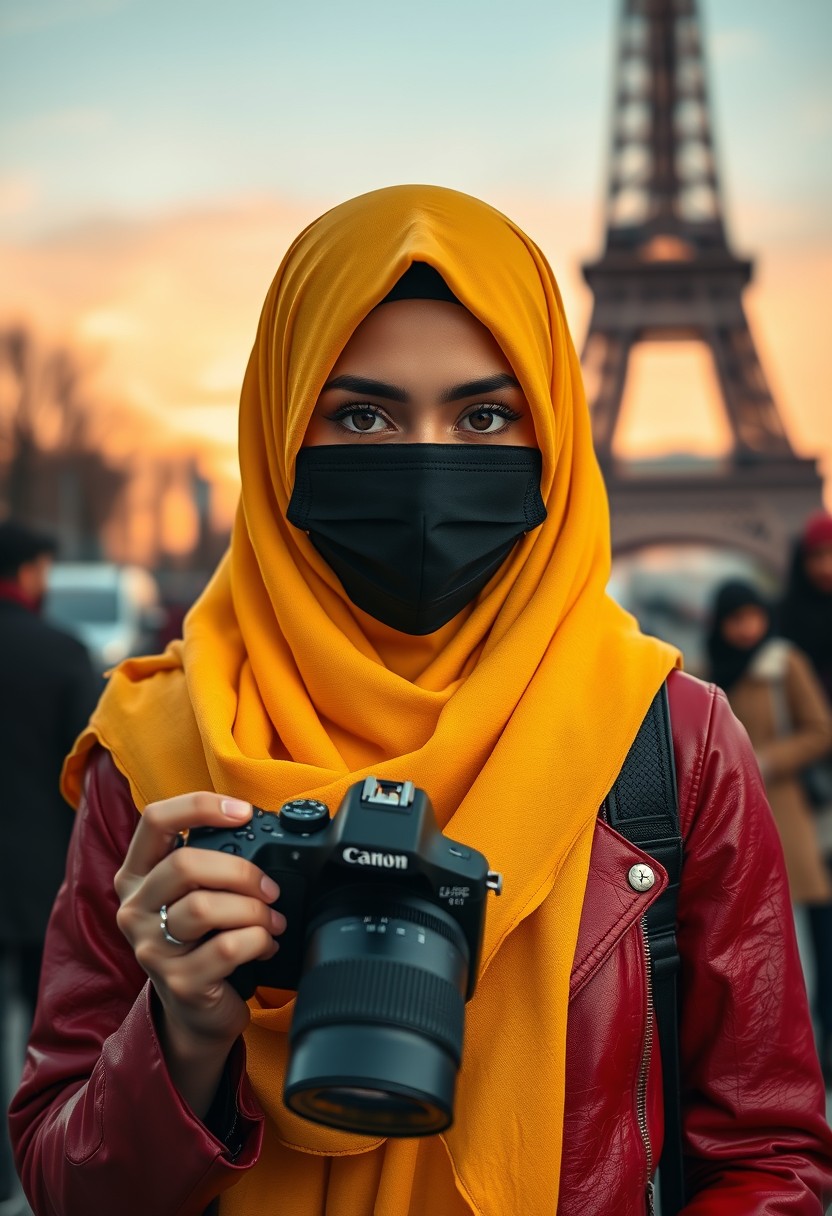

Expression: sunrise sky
xmin=1 ymin=0 xmax=830 ymax=529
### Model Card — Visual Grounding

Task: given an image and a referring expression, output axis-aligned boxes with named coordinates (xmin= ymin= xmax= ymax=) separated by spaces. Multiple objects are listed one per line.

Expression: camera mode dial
xmin=279 ymin=798 xmax=331 ymax=834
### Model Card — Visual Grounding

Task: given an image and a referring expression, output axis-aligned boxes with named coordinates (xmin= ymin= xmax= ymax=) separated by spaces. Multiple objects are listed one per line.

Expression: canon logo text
xmin=342 ymin=847 xmax=408 ymax=870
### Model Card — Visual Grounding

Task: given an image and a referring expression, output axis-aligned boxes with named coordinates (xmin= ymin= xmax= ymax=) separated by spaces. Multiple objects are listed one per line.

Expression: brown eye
xmin=350 ymin=410 xmax=380 ymax=432
xmin=458 ymin=406 xmax=520 ymax=435
xmin=329 ymin=406 xmax=391 ymax=435
xmin=468 ymin=409 xmax=497 ymax=432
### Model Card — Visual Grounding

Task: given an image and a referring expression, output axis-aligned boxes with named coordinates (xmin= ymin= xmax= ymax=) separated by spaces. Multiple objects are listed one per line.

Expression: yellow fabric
xmin=63 ymin=184 xmax=679 ymax=1216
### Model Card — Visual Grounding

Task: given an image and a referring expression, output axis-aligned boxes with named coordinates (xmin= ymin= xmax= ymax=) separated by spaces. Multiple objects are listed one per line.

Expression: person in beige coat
xmin=707 ymin=579 xmax=832 ymax=904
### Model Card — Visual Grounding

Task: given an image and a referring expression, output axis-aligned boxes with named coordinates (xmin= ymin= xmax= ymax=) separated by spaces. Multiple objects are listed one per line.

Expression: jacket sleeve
xmin=8 ymin=748 xmax=265 ymax=1216
xmin=56 ymin=636 xmax=102 ymax=762
xmin=756 ymin=645 xmax=832 ymax=781
xmin=674 ymin=680 xmax=832 ymax=1213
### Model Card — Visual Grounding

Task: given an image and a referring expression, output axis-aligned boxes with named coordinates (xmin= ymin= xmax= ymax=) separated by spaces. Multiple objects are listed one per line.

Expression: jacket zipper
xmin=645 ymin=1180 xmax=656 ymax=1216
xmin=600 ymin=803 xmax=656 ymax=1214
xmin=639 ymin=917 xmax=655 ymax=1216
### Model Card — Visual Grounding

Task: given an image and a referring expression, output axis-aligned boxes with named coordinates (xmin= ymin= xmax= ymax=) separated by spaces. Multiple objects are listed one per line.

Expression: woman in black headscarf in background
xmin=708 ymin=577 xmax=832 ymax=1079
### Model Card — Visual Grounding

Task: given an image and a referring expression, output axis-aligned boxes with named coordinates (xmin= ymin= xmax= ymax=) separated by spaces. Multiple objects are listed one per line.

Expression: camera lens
xmin=284 ymin=888 xmax=470 ymax=1137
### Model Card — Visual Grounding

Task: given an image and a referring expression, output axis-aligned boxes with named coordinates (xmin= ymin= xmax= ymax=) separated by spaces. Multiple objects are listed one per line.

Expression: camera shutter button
xmin=279 ymin=798 xmax=331 ymax=834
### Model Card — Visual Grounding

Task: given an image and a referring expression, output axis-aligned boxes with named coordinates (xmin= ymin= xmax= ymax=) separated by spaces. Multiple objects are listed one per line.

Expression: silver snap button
xmin=628 ymin=864 xmax=656 ymax=892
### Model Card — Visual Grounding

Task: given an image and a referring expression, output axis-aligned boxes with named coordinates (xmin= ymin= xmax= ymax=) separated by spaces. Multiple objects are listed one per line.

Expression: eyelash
xmin=325 ymin=401 xmax=522 ymax=435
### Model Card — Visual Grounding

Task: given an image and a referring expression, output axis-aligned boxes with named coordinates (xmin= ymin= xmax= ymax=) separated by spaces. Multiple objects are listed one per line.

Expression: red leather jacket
xmin=9 ymin=672 xmax=832 ymax=1214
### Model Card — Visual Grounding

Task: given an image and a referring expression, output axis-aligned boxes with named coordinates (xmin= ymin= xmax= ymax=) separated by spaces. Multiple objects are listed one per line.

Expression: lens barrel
xmin=284 ymin=889 xmax=470 ymax=1137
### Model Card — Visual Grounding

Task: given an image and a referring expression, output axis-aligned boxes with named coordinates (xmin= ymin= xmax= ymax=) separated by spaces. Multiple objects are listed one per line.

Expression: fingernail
xmin=270 ymin=909 xmax=286 ymax=933
xmin=261 ymin=874 xmax=280 ymax=901
xmin=221 ymin=798 xmax=251 ymax=820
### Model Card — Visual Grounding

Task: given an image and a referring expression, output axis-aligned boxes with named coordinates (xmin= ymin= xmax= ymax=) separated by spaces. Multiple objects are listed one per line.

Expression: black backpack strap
xmin=602 ymin=682 xmax=686 ymax=1216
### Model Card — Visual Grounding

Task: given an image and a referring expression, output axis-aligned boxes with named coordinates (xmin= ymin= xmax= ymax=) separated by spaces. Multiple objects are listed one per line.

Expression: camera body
xmin=184 ymin=777 xmax=502 ymax=1136
xmin=183 ymin=777 xmax=501 ymax=1001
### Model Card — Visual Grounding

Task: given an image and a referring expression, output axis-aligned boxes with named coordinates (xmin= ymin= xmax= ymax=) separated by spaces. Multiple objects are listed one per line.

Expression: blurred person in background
xmin=707 ymin=578 xmax=832 ymax=1080
xmin=782 ymin=511 xmax=832 ymax=704
xmin=781 ymin=511 xmax=832 ymax=1082
xmin=0 ymin=521 xmax=99 ymax=1208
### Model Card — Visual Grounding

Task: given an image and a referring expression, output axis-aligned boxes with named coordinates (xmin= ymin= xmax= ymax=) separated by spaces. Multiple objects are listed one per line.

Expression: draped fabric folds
xmin=63 ymin=185 xmax=679 ymax=1216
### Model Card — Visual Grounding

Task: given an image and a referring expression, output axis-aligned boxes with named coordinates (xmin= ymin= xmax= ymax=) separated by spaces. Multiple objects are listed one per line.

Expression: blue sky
xmin=2 ymin=0 xmax=830 ymax=244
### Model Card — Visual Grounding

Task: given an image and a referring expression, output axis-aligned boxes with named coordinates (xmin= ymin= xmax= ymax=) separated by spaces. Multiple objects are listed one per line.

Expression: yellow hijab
xmin=64 ymin=185 xmax=678 ymax=1216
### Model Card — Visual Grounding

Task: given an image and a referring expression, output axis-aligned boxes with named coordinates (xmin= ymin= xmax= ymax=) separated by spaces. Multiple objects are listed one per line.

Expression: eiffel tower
xmin=581 ymin=0 xmax=822 ymax=571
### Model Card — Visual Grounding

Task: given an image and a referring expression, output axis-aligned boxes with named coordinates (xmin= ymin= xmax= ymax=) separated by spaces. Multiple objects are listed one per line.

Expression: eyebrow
xmin=321 ymin=372 xmax=521 ymax=405
xmin=440 ymin=373 xmax=521 ymax=403
xmin=321 ymin=375 xmax=408 ymax=402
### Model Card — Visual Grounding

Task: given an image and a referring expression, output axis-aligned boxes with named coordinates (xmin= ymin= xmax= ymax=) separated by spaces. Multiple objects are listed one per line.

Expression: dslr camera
xmin=184 ymin=777 xmax=502 ymax=1137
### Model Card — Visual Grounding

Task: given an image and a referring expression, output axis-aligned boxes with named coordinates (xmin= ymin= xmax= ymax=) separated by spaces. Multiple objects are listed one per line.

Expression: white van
xmin=45 ymin=563 xmax=165 ymax=671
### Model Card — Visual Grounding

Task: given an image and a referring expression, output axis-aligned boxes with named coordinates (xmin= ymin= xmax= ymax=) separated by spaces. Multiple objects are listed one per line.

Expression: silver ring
xmin=159 ymin=904 xmax=186 ymax=947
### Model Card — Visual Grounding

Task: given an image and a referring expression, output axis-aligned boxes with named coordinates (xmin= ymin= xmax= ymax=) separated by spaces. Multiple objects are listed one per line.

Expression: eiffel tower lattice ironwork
xmin=581 ymin=0 xmax=822 ymax=570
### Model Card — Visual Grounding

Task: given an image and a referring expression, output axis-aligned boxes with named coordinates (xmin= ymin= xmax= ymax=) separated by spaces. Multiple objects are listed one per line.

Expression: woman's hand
xmin=114 ymin=792 xmax=286 ymax=1117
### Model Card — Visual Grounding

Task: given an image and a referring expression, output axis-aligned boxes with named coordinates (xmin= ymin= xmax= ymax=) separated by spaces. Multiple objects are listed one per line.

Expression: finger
xmin=119 ymin=792 xmax=252 ymax=882
xmin=158 ymin=927 xmax=279 ymax=1001
xmin=162 ymin=890 xmax=287 ymax=945
xmin=136 ymin=847 xmax=281 ymax=916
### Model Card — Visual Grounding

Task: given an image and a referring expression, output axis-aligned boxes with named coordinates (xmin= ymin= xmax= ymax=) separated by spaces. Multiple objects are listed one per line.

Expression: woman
xmin=706 ymin=579 xmax=832 ymax=904
xmin=10 ymin=187 xmax=832 ymax=1215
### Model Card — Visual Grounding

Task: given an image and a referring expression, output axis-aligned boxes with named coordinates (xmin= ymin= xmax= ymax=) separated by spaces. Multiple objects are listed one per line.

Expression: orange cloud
xmin=0 ymin=195 xmax=314 ymax=521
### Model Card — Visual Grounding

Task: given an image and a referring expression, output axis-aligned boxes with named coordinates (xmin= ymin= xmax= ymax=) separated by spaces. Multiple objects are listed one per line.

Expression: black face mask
xmin=287 ymin=444 xmax=546 ymax=635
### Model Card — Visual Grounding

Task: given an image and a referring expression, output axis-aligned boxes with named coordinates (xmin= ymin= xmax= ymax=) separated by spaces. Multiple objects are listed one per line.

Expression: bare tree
xmin=0 ymin=327 xmax=128 ymax=558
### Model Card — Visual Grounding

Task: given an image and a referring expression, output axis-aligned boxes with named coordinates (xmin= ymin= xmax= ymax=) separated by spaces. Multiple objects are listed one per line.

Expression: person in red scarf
xmin=781 ymin=511 xmax=832 ymax=1083
xmin=0 ymin=521 xmax=98 ymax=1209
